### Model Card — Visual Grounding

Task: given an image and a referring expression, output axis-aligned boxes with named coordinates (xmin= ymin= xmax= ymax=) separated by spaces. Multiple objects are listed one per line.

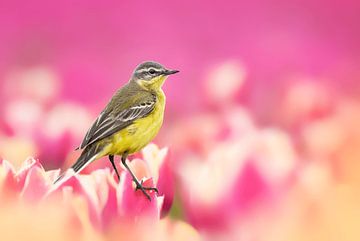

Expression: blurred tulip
xmin=204 ymin=61 xmax=246 ymax=106
xmin=280 ymin=79 xmax=333 ymax=127
xmin=175 ymin=108 xmax=296 ymax=231
xmin=0 ymin=151 xmax=166 ymax=229
xmin=3 ymin=99 xmax=44 ymax=138
xmin=141 ymin=144 xmax=174 ymax=217
xmin=36 ymin=102 xmax=93 ymax=168
xmin=0 ymin=151 xmax=201 ymax=241
xmin=2 ymin=67 xmax=60 ymax=105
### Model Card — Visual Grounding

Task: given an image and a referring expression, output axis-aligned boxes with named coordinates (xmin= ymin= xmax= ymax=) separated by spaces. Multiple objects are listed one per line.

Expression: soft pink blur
xmin=1 ymin=1 xmax=360 ymax=241
xmin=0 ymin=148 xmax=190 ymax=241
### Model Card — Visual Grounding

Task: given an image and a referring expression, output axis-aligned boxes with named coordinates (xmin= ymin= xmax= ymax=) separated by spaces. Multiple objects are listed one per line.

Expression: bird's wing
xmin=79 ymin=90 xmax=156 ymax=149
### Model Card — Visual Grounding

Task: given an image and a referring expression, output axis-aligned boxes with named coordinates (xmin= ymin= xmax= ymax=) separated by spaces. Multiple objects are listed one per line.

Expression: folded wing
xmin=79 ymin=94 xmax=156 ymax=149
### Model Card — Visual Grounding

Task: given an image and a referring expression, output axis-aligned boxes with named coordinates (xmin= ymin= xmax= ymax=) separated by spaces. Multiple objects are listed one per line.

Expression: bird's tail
xmin=54 ymin=144 xmax=102 ymax=184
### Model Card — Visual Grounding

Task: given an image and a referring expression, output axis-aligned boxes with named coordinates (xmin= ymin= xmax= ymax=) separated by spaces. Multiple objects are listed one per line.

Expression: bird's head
xmin=131 ymin=61 xmax=179 ymax=90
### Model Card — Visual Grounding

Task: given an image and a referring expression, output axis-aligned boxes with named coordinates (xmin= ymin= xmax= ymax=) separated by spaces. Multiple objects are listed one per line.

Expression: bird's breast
xmin=110 ymin=90 xmax=166 ymax=155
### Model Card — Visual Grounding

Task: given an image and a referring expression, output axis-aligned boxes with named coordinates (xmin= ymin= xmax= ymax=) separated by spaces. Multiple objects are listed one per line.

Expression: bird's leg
xmin=121 ymin=153 xmax=158 ymax=201
xmin=109 ymin=155 xmax=120 ymax=181
xmin=136 ymin=179 xmax=159 ymax=192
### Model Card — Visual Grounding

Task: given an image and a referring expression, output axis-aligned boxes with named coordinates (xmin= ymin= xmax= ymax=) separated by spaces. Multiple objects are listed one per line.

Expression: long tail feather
xmin=54 ymin=144 xmax=101 ymax=184
xmin=71 ymin=145 xmax=100 ymax=173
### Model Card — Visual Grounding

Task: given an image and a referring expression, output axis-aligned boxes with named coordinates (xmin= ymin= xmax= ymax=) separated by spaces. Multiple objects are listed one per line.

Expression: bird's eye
xmin=148 ymin=68 xmax=156 ymax=74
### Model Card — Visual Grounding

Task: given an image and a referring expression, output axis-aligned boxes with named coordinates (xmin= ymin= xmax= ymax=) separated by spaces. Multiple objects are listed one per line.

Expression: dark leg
xmin=121 ymin=152 xmax=158 ymax=201
xmin=109 ymin=155 xmax=120 ymax=181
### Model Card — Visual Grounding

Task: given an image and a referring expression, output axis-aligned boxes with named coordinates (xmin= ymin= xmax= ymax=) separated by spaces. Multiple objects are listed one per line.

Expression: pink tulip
xmin=174 ymin=108 xmax=296 ymax=231
xmin=35 ymin=102 xmax=93 ymax=169
xmin=0 ymin=155 xmax=200 ymax=241
xmin=141 ymin=144 xmax=174 ymax=217
xmin=0 ymin=145 xmax=169 ymax=231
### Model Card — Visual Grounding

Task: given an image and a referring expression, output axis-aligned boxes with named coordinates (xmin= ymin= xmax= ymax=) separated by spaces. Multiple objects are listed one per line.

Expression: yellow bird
xmin=55 ymin=61 xmax=178 ymax=200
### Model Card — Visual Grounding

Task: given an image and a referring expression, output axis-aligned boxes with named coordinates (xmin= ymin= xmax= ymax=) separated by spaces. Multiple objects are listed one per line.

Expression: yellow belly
xmin=100 ymin=91 xmax=165 ymax=156
xmin=111 ymin=111 xmax=163 ymax=154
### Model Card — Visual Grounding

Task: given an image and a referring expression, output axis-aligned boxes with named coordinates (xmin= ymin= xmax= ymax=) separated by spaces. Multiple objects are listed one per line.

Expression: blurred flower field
xmin=1 ymin=1 xmax=360 ymax=241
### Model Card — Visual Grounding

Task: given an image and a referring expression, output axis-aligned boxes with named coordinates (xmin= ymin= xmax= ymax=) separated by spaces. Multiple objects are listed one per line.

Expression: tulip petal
xmin=117 ymin=159 xmax=163 ymax=220
xmin=21 ymin=166 xmax=53 ymax=203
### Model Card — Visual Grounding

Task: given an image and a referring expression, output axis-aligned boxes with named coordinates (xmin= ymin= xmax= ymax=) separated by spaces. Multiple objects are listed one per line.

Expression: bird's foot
xmin=135 ymin=180 xmax=158 ymax=201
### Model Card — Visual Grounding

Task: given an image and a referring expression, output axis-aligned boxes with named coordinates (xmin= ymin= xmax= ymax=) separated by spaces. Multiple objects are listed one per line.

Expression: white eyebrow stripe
xmin=135 ymin=67 xmax=162 ymax=74
xmin=135 ymin=69 xmax=147 ymax=74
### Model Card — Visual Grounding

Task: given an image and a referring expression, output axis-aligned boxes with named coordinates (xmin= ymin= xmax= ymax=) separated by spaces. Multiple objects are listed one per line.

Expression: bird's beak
xmin=163 ymin=69 xmax=179 ymax=76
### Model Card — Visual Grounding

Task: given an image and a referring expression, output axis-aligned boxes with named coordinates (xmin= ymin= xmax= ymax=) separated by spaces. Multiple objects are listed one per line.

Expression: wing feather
xmin=79 ymin=92 xmax=156 ymax=149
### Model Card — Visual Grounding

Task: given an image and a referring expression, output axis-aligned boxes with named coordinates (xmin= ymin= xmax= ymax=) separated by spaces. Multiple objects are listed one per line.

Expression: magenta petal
xmin=15 ymin=158 xmax=44 ymax=190
xmin=182 ymin=162 xmax=271 ymax=231
xmin=183 ymin=199 xmax=232 ymax=231
xmin=21 ymin=166 xmax=51 ymax=203
xmin=141 ymin=144 xmax=174 ymax=217
xmin=84 ymin=169 xmax=120 ymax=229
xmin=99 ymin=175 xmax=118 ymax=229
xmin=118 ymin=172 xmax=162 ymax=221
xmin=157 ymin=159 xmax=174 ymax=217
xmin=35 ymin=131 xmax=75 ymax=169
xmin=0 ymin=160 xmax=18 ymax=196
xmin=230 ymin=162 xmax=271 ymax=210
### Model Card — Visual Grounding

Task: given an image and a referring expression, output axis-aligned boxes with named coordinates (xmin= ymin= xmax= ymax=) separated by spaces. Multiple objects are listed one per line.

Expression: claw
xmin=135 ymin=180 xmax=143 ymax=191
xmin=134 ymin=180 xmax=158 ymax=201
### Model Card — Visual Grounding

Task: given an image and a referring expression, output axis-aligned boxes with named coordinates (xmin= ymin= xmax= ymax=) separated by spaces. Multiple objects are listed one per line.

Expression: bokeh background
xmin=1 ymin=1 xmax=360 ymax=240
